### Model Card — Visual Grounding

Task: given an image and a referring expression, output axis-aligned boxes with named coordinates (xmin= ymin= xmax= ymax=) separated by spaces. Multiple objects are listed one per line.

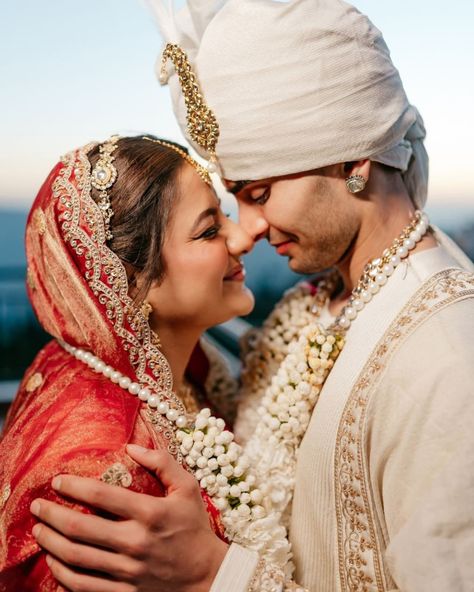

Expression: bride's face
xmin=146 ymin=162 xmax=255 ymax=330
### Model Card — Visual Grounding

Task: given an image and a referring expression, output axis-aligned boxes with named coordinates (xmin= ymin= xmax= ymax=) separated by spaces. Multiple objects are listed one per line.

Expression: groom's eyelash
xmin=251 ymin=187 xmax=271 ymax=205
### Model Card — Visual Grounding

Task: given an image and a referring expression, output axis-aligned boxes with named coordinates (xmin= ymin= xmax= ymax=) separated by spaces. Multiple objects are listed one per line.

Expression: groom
xmin=30 ymin=1 xmax=474 ymax=590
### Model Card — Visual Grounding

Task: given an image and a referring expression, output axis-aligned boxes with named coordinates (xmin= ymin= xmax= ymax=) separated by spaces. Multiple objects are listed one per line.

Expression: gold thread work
xmin=334 ymin=268 xmax=474 ymax=591
xmin=101 ymin=463 xmax=132 ymax=488
xmin=160 ymin=44 xmax=219 ymax=170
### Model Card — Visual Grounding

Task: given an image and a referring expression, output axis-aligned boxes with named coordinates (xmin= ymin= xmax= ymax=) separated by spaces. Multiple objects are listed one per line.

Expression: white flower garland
xmin=176 ymin=281 xmax=343 ymax=576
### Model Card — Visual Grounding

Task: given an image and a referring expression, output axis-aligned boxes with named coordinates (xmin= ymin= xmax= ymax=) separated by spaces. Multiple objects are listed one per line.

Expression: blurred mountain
xmin=0 ymin=209 xmax=27 ymax=267
xmin=1 ymin=205 xmax=473 ymax=268
xmin=0 ymin=205 xmax=473 ymax=380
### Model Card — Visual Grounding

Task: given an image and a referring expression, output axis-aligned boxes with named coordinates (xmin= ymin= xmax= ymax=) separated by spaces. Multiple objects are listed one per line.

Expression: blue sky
xmin=1 ymin=0 xmax=473 ymax=209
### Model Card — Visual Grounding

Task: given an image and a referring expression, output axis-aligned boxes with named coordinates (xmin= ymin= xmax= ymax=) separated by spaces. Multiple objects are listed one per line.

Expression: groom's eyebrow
xmin=227 ymin=180 xmax=254 ymax=195
xmin=191 ymin=207 xmax=218 ymax=232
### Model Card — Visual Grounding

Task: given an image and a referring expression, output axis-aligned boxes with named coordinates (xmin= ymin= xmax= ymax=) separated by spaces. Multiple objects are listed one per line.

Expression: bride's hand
xmin=30 ymin=445 xmax=228 ymax=592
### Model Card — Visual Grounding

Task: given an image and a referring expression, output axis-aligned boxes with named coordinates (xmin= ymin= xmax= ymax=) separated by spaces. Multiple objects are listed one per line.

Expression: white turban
xmin=148 ymin=0 xmax=429 ymax=207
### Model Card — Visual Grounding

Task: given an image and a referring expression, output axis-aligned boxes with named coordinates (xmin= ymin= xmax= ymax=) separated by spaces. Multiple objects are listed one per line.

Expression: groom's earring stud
xmin=345 ymin=174 xmax=367 ymax=193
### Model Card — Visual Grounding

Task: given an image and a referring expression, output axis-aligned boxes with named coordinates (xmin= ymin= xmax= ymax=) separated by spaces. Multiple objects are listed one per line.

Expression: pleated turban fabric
xmin=149 ymin=0 xmax=429 ymax=207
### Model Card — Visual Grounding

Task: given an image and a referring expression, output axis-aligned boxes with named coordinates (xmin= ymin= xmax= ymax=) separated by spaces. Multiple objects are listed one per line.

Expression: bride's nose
xmin=224 ymin=218 xmax=254 ymax=256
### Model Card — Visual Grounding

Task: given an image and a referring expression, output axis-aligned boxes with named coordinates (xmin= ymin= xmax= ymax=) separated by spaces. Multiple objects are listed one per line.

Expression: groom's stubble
xmin=278 ymin=171 xmax=360 ymax=276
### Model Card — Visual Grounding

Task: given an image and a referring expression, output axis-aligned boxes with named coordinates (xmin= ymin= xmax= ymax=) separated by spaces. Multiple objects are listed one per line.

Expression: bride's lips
xmin=224 ymin=264 xmax=246 ymax=282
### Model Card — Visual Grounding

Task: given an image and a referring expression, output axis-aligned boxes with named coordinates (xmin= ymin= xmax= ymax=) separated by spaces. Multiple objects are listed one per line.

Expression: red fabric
xmin=0 ymin=146 xmax=225 ymax=591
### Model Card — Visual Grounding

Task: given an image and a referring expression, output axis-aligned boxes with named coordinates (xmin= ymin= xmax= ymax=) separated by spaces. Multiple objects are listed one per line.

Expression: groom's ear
xmin=342 ymin=159 xmax=371 ymax=180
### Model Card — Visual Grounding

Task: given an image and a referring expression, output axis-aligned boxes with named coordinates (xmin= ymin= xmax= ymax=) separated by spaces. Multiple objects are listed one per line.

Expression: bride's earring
xmin=140 ymin=300 xmax=153 ymax=320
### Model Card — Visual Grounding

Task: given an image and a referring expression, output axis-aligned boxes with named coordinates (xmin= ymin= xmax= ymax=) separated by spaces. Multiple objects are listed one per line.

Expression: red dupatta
xmin=0 ymin=143 xmax=224 ymax=591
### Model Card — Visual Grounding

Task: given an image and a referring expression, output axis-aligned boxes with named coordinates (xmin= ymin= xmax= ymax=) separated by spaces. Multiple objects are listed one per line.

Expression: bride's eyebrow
xmin=191 ymin=207 xmax=219 ymax=233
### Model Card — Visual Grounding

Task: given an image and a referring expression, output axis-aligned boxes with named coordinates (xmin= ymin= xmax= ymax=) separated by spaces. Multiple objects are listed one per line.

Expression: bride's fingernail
xmin=30 ymin=500 xmax=41 ymax=516
xmin=45 ymin=555 xmax=53 ymax=567
xmin=126 ymin=444 xmax=147 ymax=454
xmin=51 ymin=476 xmax=62 ymax=491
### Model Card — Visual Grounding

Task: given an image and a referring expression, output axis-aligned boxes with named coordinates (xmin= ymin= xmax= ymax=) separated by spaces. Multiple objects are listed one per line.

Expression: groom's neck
xmin=329 ymin=183 xmax=436 ymax=316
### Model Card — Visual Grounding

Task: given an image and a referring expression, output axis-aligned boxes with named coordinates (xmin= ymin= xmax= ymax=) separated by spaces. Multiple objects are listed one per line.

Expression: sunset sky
xmin=1 ymin=0 xmax=473 ymax=210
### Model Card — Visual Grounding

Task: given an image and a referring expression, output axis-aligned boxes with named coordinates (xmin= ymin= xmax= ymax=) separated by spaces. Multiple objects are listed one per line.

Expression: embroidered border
xmin=51 ymin=147 xmax=185 ymax=460
xmin=334 ymin=268 xmax=474 ymax=591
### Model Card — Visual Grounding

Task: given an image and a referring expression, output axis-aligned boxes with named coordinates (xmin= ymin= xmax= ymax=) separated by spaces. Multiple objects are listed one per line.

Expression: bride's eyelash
xmin=197 ymin=223 xmax=222 ymax=240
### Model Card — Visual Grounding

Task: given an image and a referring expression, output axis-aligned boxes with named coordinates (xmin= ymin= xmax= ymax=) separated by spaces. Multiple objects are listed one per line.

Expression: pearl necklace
xmin=334 ymin=211 xmax=429 ymax=331
xmin=60 ymin=341 xmax=267 ymax=530
xmin=60 ymin=342 xmax=189 ymax=429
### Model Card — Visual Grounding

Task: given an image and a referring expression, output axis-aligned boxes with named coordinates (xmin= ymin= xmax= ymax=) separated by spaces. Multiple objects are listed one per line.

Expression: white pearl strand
xmin=337 ymin=211 xmax=429 ymax=331
xmin=60 ymin=341 xmax=265 ymax=522
xmin=60 ymin=342 xmax=188 ymax=429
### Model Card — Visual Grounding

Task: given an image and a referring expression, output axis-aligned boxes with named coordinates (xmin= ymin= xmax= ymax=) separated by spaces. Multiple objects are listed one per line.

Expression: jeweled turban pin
xmin=91 ymin=135 xmax=120 ymax=241
xmin=159 ymin=43 xmax=220 ymax=174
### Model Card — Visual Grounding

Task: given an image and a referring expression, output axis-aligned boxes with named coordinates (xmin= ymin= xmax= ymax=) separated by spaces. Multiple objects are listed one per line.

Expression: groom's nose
xmin=237 ymin=201 xmax=269 ymax=242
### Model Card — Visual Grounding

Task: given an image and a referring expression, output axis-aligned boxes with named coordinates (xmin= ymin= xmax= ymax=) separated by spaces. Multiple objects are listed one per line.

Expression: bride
xmin=0 ymin=134 xmax=255 ymax=589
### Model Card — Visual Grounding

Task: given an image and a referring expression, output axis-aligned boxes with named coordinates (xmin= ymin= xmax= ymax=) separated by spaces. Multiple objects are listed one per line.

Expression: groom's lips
xmin=272 ymin=240 xmax=294 ymax=255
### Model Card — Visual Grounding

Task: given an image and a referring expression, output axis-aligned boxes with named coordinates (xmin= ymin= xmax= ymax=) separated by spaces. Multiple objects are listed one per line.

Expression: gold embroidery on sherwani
xmin=52 ymin=147 xmax=186 ymax=461
xmin=101 ymin=463 xmax=132 ymax=488
xmin=25 ymin=372 xmax=44 ymax=393
xmin=335 ymin=268 xmax=474 ymax=592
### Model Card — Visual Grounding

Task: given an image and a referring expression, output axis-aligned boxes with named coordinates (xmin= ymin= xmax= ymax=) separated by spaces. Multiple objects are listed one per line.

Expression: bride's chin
xmin=221 ymin=286 xmax=255 ymax=319
xmin=234 ymin=287 xmax=255 ymax=316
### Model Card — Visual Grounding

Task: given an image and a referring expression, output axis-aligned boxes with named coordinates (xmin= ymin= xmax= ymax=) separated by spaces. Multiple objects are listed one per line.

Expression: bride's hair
xmin=88 ymin=135 xmax=188 ymax=302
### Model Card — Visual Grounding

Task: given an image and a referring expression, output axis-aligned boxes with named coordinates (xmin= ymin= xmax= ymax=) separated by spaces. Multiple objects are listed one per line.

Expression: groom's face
xmin=226 ymin=166 xmax=360 ymax=274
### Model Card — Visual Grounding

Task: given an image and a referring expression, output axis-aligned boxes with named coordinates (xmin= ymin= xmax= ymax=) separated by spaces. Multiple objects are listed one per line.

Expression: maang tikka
xmin=91 ymin=135 xmax=120 ymax=241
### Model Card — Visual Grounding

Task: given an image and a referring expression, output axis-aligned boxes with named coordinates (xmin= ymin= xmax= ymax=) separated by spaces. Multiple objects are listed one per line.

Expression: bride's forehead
xmin=176 ymin=177 xmax=219 ymax=214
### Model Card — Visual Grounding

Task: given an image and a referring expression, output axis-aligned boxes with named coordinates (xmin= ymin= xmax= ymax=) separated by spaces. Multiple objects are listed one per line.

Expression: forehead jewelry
xmin=90 ymin=135 xmax=120 ymax=241
xmin=159 ymin=43 xmax=220 ymax=174
xmin=142 ymin=137 xmax=212 ymax=186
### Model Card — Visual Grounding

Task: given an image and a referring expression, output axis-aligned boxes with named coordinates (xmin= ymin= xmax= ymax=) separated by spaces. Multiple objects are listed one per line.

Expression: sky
xmin=1 ymin=0 xmax=473 ymax=211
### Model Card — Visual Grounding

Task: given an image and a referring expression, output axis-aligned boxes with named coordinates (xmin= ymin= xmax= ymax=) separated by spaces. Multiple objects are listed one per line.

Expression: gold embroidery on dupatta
xmin=101 ymin=463 xmax=132 ymax=488
xmin=25 ymin=372 xmax=44 ymax=393
xmin=335 ymin=268 xmax=474 ymax=592
xmin=51 ymin=147 xmax=186 ymax=462
xmin=26 ymin=268 xmax=36 ymax=291
xmin=33 ymin=208 xmax=47 ymax=236
xmin=0 ymin=483 xmax=11 ymax=510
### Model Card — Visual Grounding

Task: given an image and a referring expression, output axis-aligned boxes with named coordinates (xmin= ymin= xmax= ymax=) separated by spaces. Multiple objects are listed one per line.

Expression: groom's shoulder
xmin=386 ymin=292 xmax=474 ymax=387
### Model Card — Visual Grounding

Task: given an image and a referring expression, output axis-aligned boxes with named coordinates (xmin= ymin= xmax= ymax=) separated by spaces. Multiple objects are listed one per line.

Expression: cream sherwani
xmin=211 ymin=230 xmax=474 ymax=592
